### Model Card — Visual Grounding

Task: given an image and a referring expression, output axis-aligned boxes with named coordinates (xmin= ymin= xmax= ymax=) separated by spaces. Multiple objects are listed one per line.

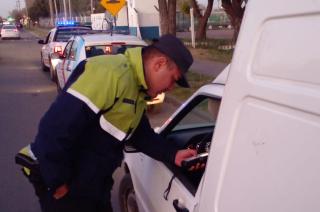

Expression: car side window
xmin=172 ymin=98 xmax=218 ymax=131
xmin=63 ymin=41 xmax=73 ymax=59
xmin=45 ymin=32 xmax=51 ymax=43
xmin=49 ymin=30 xmax=55 ymax=42
xmin=163 ymin=96 xmax=221 ymax=195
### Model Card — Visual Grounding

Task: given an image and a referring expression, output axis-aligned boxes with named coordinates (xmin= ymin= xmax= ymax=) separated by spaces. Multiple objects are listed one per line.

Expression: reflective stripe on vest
xmin=99 ymin=115 xmax=126 ymax=141
xmin=67 ymin=88 xmax=99 ymax=114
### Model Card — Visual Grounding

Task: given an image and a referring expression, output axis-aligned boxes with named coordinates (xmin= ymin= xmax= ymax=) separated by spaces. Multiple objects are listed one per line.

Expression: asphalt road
xmin=0 ymin=30 xmax=179 ymax=212
xmin=0 ymin=30 xmax=55 ymax=212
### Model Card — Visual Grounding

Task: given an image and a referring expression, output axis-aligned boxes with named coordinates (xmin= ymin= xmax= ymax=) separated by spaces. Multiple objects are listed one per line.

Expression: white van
xmin=119 ymin=0 xmax=320 ymax=211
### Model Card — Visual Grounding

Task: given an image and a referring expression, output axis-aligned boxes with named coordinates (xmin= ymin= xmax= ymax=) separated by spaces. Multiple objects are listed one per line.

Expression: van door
xmin=199 ymin=0 xmax=320 ymax=212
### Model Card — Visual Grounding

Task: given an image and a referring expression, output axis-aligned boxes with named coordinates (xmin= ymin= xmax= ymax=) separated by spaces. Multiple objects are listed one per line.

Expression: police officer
xmin=17 ymin=34 xmax=197 ymax=212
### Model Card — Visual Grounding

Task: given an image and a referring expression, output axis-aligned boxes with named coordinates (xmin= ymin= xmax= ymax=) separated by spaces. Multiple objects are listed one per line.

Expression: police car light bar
xmin=56 ymin=21 xmax=76 ymax=27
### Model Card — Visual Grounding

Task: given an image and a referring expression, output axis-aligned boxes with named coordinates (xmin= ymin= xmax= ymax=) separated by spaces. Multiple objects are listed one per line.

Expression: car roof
xmin=2 ymin=24 xmax=17 ymax=28
xmin=78 ymin=33 xmax=147 ymax=46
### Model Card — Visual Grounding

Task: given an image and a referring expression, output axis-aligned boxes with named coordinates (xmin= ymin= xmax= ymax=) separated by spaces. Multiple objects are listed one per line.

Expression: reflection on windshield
xmin=85 ymin=45 xmax=143 ymax=58
xmin=55 ymin=29 xmax=91 ymax=42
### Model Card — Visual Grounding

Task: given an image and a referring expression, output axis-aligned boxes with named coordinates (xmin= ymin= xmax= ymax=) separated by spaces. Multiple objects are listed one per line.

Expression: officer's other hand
xmin=53 ymin=184 xmax=69 ymax=199
xmin=174 ymin=149 xmax=197 ymax=167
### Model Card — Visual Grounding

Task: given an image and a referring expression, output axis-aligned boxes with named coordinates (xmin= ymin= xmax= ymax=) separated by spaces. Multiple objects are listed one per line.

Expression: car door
xmin=56 ymin=40 xmax=73 ymax=89
xmin=64 ymin=39 xmax=79 ymax=81
xmin=126 ymin=95 xmax=222 ymax=212
xmin=41 ymin=31 xmax=52 ymax=67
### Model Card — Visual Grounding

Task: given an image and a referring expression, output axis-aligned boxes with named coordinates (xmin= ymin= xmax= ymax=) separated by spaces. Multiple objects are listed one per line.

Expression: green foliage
xmin=10 ymin=9 xmax=26 ymax=21
xmin=72 ymin=0 xmax=106 ymax=16
xmin=29 ymin=0 xmax=49 ymax=20
xmin=180 ymin=1 xmax=191 ymax=15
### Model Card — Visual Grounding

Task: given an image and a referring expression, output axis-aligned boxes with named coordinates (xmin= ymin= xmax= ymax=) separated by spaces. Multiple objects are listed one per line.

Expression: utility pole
xmin=49 ymin=0 xmax=54 ymax=26
xmin=68 ymin=0 xmax=72 ymax=19
xmin=16 ymin=0 xmax=21 ymax=11
xmin=190 ymin=8 xmax=195 ymax=48
xmin=63 ymin=0 xmax=68 ymax=20
xmin=53 ymin=0 xmax=58 ymax=21
xmin=91 ymin=0 xmax=94 ymax=14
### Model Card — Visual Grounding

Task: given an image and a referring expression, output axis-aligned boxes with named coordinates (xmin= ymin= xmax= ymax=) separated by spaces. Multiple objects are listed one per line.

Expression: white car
xmin=119 ymin=67 xmax=228 ymax=212
xmin=1 ymin=24 xmax=20 ymax=39
xmin=55 ymin=33 xmax=165 ymax=107
xmin=38 ymin=24 xmax=91 ymax=80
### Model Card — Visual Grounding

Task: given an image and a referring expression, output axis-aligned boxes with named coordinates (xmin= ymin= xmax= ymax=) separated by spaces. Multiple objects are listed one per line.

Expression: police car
xmin=38 ymin=22 xmax=91 ymax=80
xmin=54 ymin=33 xmax=165 ymax=108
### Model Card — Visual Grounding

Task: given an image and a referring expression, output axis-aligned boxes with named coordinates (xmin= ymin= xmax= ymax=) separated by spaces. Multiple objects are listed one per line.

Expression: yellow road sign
xmin=100 ymin=0 xmax=126 ymax=16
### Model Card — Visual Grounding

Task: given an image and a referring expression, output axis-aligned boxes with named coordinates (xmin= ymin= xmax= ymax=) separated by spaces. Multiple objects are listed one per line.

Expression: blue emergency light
xmin=56 ymin=21 xmax=75 ymax=26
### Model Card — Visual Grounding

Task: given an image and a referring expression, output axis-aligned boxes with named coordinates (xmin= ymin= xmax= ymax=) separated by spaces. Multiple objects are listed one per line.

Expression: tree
xmin=63 ymin=0 xmax=104 ymax=16
xmin=221 ymin=0 xmax=247 ymax=43
xmin=10 ymin=9 xmax=26 ymax=22
xmin=158 ymin=0 xmax=177 ymax=35
xmin=190 ymin=0 xmax=214 ymax=40
xmin=29 ymin=0 xmax=49 ymax=20
xmin=180 ymin=1 xmax=191 ymax=15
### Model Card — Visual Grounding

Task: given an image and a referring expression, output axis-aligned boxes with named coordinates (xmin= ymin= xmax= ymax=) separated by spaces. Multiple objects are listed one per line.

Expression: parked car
xmin=54 ymin=33 xmax=165 ymax=108
xmin=38 ymin=23 xmax=91 ymax=80
xmin=120 ymin=0 xmax=320 ymax=211
xmin=1 ymin=24 xmax=20 ymax=39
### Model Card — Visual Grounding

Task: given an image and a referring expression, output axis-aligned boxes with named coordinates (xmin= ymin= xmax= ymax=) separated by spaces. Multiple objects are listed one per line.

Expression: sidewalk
xmin=191 ymin=58 xmax=228 ymax=78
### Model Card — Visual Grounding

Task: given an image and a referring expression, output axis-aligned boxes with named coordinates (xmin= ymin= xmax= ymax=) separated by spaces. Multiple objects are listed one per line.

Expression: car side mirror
xmin=38 ymin=39 xmax=45 ymax=44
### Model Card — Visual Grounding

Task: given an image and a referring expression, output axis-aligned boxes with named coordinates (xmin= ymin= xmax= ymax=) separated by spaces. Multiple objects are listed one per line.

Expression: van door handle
xmin=173 ymin=199 xmax=189 ymax=212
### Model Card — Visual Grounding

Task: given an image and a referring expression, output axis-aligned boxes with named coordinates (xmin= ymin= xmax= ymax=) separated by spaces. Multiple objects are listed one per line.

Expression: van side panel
xmin=199 ymin=0 xmax=320 ymax=212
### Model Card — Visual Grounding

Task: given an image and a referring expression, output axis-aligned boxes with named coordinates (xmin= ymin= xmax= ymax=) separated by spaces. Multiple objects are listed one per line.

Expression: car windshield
xmin=85 ymin=44 xmax=144 ymax=58
xmin=3 ymin=25 xmax=16 ymax=29
xmin=55 ymin=28 xmax=91 ymax=42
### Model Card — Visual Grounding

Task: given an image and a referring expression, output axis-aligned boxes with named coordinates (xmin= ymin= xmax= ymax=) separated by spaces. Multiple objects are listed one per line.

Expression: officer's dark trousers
xmin=27 ymin=168 xmax=114 ymax=212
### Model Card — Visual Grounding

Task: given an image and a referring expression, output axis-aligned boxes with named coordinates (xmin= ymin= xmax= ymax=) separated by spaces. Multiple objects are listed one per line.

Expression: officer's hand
xmin=53 ymin=184 xmax=69 ymax=199
xmin=174 ymin=149 xmax=197 ymax=167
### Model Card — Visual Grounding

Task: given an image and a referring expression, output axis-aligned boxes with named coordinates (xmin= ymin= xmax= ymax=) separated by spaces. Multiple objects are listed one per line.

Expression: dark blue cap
xmin=151 ymin=34 xmax=193 ymax=88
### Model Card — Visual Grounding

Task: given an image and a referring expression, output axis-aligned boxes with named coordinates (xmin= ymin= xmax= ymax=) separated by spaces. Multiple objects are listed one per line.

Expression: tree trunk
xmin=158 ymin=0 xmax=176 ymax=36
xmin=190 ymin=0 xmax=214 ymax=40
xmin=158 ymin=0 xmax=169 ymax=35
xmin=168 ymin=0 xmax=177 ymax=35
xmin=221 ymin=0 xmax=245 ymax=43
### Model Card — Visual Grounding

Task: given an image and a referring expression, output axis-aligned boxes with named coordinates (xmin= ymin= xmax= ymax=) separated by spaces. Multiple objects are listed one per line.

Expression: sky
xmin=0 ymin=0 xmax=26 ymax=18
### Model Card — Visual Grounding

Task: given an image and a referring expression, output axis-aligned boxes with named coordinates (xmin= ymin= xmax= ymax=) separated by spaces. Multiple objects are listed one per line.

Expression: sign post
xmin=100 ymin=0 xmax=126 ymax=16
xmin=190 ymin=8 xmax=196 ymax=48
